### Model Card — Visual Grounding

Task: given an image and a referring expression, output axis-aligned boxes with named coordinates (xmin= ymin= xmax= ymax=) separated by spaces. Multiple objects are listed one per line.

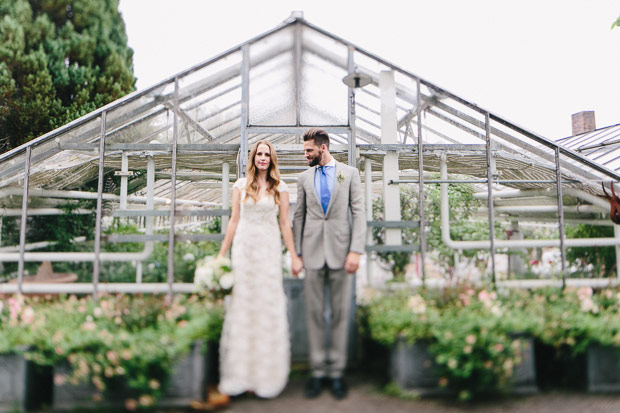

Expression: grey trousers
xmin=304 ymin=266 xmax=352 ymax=378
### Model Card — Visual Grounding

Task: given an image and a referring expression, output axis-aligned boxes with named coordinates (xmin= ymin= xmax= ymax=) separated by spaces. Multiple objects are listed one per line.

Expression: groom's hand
xmin=344 ymin=252 xmax=361 ymax=274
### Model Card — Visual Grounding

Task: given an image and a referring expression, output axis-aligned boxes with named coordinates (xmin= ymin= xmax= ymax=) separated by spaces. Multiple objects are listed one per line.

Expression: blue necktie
xmin=319 ymin=166 xmax=330 ymax=213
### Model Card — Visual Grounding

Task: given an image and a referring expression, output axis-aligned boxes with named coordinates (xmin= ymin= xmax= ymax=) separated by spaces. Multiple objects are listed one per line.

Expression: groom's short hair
xmin=303 ymin=128 xmax=330 ymax=149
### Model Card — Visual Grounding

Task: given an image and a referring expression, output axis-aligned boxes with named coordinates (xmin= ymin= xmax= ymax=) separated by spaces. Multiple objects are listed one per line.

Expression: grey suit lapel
xmin=325 ymin=162 xmax=342 ymax=217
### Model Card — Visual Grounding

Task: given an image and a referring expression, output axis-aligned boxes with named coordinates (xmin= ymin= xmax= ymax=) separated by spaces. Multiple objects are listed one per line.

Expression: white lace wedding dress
xmin=218 ymin=178 xmax=290 ymax=398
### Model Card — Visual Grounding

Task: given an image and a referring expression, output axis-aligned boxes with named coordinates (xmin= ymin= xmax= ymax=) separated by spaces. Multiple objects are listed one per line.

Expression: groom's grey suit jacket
xmin=293 ymin=161 xmax=366 ymax=270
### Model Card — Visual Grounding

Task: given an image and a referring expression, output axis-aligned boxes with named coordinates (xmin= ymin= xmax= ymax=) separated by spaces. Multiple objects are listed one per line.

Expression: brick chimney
xmin=571 ymin=111 xmax=596 ymax=135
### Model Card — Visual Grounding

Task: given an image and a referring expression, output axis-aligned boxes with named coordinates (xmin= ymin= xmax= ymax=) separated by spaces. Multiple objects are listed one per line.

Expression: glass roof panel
xmin=1 ymin=116 xmax=103 ymax=190
xmin=0 ymin=151 xmax=26 ymax=189
xmin=249 ymin=50 xmax=295 ymax=125
xmin=300 ymin=51 xmax=348 ymax=125
xmin=249 ymin=26 xmax=295 ymax=125
xmin=106 ymin=100 xmax=172 ymax=145
xmin=300 ymin=26 xmax=348 ymax=125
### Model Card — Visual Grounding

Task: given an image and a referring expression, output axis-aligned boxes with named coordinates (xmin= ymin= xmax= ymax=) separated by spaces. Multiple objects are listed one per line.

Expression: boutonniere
xmin=337 ymin=172 xmax=345 ymax=184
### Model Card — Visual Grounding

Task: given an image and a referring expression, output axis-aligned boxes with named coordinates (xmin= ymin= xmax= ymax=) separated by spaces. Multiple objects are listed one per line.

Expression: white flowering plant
xmin=194 ymin=256 xmax=234 ymax=300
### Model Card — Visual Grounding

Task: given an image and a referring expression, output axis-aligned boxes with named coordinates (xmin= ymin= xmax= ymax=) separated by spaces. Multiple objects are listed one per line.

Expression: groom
xmin=292 ymin=128 xmax=366 ymax=399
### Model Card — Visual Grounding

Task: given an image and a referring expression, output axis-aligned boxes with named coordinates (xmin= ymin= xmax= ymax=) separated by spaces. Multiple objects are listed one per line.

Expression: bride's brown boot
xmin=189 ymin=399 xmax=216 ymax=411
xmin=190 ymin=386 xmax=230 ymax=411
xmin=207 ymin=388 xmax=230 ymax=408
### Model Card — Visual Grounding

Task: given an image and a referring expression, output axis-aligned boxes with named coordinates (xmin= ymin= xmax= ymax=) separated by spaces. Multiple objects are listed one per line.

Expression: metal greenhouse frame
xmin=1 ymin=12 xmax=620 ymax=297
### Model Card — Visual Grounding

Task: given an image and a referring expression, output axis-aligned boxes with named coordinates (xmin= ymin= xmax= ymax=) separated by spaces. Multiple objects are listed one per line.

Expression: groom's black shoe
xmin=305 ymin=377 xmax=324 ymax=399
xmin=330 ymin=377 xmax=348 ymax=400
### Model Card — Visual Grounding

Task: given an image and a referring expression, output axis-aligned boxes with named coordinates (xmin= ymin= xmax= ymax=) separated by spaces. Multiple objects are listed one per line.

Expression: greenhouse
xmin=1 ymin=11 xmax=620 ymax=296
xmin=5 ymin=10 xmax=620 ymax=410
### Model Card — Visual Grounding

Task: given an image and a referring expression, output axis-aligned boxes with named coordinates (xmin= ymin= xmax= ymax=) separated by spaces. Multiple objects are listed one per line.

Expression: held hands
xmin=344 ymin=252 xmax=361 ymax=274
xmin=291 ymin=256 xmax=303 ymax=278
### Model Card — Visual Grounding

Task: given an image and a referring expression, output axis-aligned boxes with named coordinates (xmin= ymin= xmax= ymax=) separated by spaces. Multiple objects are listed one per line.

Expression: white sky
xmin=118 ymin=0 xmax=620 ymax=140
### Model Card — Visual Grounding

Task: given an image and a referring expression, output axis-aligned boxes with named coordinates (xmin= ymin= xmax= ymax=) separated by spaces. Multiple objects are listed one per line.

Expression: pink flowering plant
xmin=0 ymin=293 xmax=224 ymax=410
xmin=364 ymin=283 xmax=620 ymax=401
xmin=428 ymin=286 xmax=537 ymax=401
xmin=364 ymin=283 xmax=544 ymax=401
xmin=0 ymin=295 xmax=39 ymax=354
xmin=538 ymin=286 xmax=620 ymax=354
xmin=364 ymin=290 xmax=440 ymax=346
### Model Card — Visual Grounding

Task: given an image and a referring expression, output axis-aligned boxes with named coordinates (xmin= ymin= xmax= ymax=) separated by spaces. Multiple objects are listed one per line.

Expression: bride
xmin=216 ymin=140 xmax=303 ymax=398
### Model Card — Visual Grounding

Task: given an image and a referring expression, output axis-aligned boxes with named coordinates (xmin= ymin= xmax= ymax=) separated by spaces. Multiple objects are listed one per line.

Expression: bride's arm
xmin=279 ymin=191 xmax=303 ymax=276
xmin=218 ymin=188 xmax=241 ymax=258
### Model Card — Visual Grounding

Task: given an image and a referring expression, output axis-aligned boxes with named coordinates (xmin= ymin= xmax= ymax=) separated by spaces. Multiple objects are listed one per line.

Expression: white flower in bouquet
xmin=194 ymin=264 xmax=215 ymax=289
xmin=219 ymin=273 xmax=234 ymax=290
xmin=194 ymin=255 xmax=233 ymax=298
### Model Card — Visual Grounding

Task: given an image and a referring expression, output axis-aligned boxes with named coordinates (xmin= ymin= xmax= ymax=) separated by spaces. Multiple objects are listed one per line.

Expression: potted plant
xmin=364 ymin=285 xmax=541 ymax=400
xmin=0 ymin=296 xmax=34 ymax=412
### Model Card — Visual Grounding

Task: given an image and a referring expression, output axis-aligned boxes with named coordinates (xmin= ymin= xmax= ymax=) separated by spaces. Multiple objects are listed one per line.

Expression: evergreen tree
xmin=0 ymin=0 xmax=135 ymax=151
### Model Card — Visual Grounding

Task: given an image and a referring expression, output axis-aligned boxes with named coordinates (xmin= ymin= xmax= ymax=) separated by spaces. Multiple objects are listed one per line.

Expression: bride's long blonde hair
xmin=245 ymin=140 xmax=281 ymax=205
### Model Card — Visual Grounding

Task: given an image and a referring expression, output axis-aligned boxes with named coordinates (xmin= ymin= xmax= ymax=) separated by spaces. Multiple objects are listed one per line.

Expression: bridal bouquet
xmin=194 ymin=256 xmax=234 ymax=299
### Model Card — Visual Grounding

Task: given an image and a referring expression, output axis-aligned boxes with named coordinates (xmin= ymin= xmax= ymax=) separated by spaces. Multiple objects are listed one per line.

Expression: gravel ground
xmin=210 ymin=372 xmax=620 ymax=413
xmin=40 ymin=369 xmax=620 ymax=412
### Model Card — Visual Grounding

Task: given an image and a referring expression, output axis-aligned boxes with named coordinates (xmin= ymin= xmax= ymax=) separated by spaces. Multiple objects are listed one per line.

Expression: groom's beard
xmin=308 ymin=149 xmax=323 ymax=167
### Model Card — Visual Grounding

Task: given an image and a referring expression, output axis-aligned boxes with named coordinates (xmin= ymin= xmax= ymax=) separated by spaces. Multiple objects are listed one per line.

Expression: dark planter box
xmin=390 ymin=340 xmax=445 ymax=396
xmin=0 ymin=353 xmax=27 ymax=412
xmin=535 ymin=341 xmax=587 ymax=391
xmin=587 ymin=344 xmax=620 ymax=393
xmin=158 ymin=339 xmax=208 ymax=408
xmin=511 ymin=336 xmax=538 ymax=394
xmin=390 ymin=336 xmax=538 ymax=396
xmin=53 ymin=340 xmax=208 ymax=410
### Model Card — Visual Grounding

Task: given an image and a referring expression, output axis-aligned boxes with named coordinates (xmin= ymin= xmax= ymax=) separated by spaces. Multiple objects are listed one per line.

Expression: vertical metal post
xmin=135 ymin=262 xmax=143 ymax=284
xmin=222 ymin=162 xmax=230 ymax=232
xmin=139 ymin=154 xmax=155 ymax=284
xmin=120 ymin=151 xmax=128 ymax=210
xmin=167 ymin=77 xmax=180 ymax=298
xmin=17 ymin=146 xmax=32 ymax=295
xmin=485 ymin=112 xmax=496 ymax=286
xmin=294 ymin=21 xmax=302 ymax=127
xmin=365 ymin=158 xmax=373 ymax=286
xmin=416 ymin=80 xmax=426 ymax=283
xmin=554 ymin=147 xmax=567 ymax=288
xmin=347 ymin=46 xmax=357 ymax=167
xmin=239 ymin=45 xmax=250 ymax=177
xmin=380 ymin=71 xmax=401 ymax=247
xmin=93 ymin=112 xmax=107 ymax=300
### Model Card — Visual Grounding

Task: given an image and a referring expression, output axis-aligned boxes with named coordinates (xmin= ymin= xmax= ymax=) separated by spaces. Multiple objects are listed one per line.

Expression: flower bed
xmin=53 ymin=339 xmax=208 ymax=410
xmin=363 ymin=284 xmax=620 ymax=400
xmin=0 ymin=294 xmax=224 ymax=410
